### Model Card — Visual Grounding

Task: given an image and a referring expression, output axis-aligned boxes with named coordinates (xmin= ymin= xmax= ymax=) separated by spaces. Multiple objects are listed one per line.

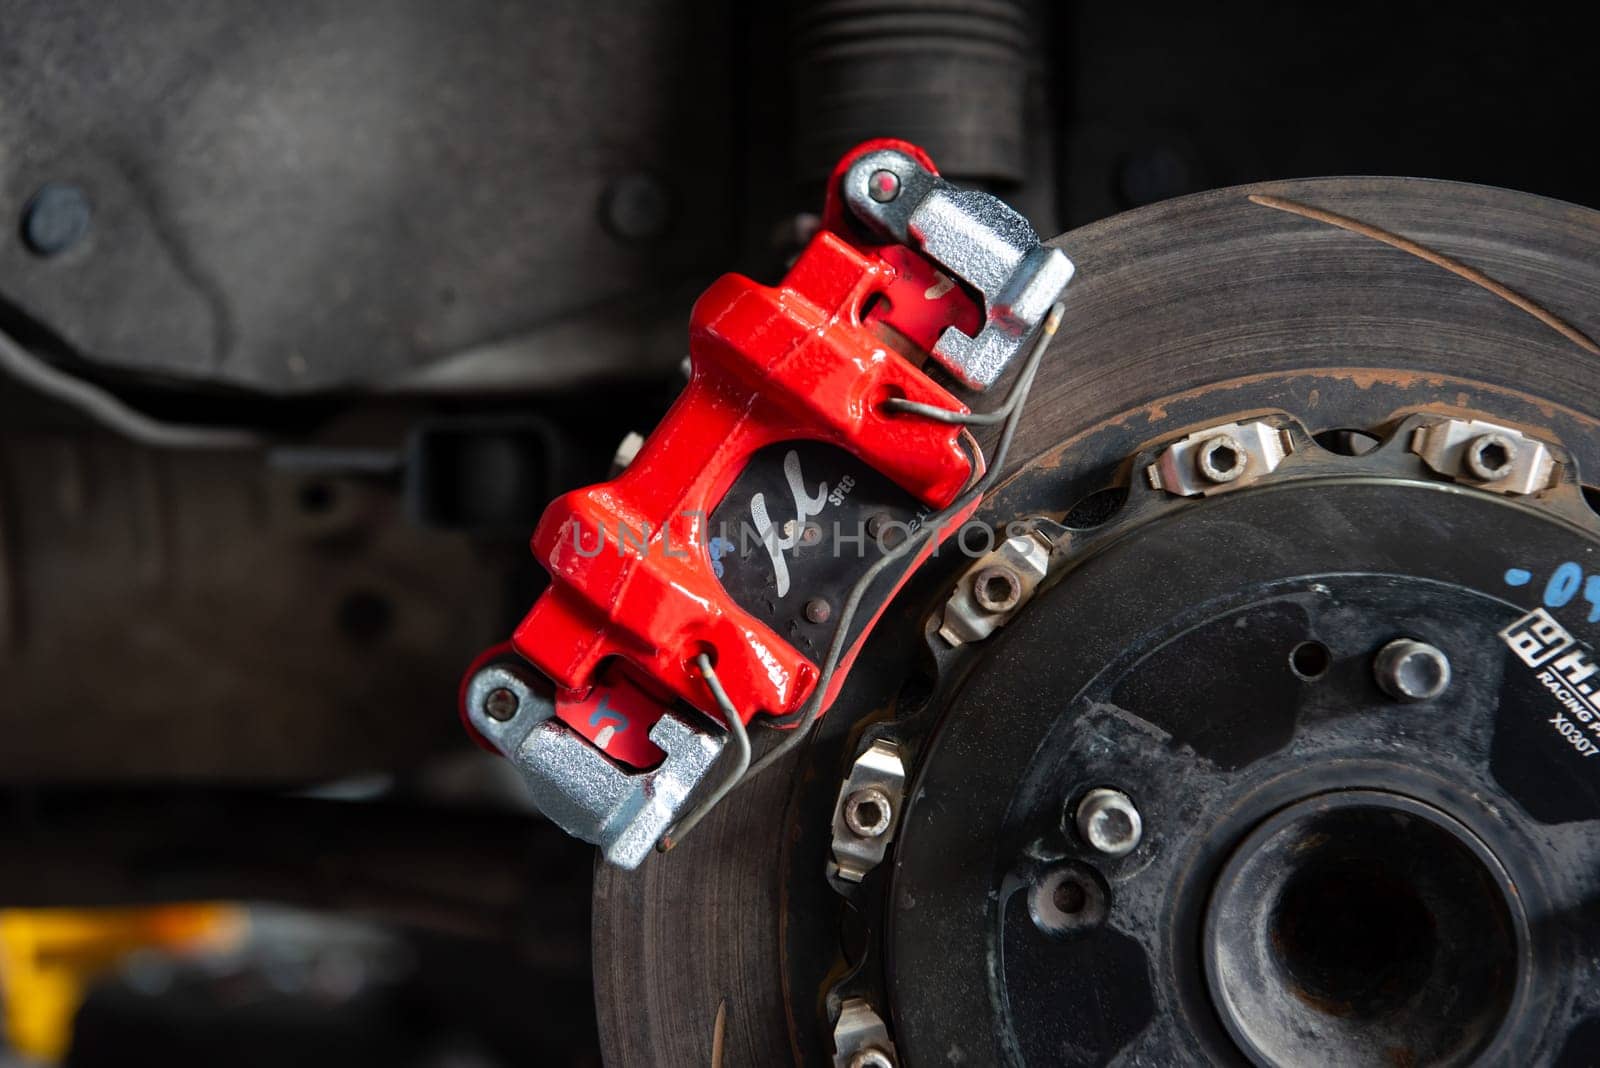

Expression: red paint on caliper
xmin=471 ymin=140 xmax=984 ymax=769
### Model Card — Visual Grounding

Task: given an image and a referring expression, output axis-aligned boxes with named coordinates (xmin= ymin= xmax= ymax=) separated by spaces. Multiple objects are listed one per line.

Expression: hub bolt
xmin=1374 ymin=638 xmax=1451 ymax=701
xmin=1075 ymin=787 xmax=1143 ymax=857
xmin=844 ymin=786 xmax=893 ymax=838
xmin=1465 ymin=432 xmax=1517 ymax=481
xmin=484 ymin=687 xmax=520 ymax=722
xmin=1196 ymin=433 xmax=1247 ymax=483
xmin=972 ymin=565 xmax=1023 ymax=613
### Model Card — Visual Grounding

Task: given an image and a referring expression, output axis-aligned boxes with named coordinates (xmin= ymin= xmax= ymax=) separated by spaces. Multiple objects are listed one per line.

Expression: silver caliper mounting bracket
xmin=841 ymin=147 xmax=1075 ymax=391
xmin=464 ymin=661 xmax=726 ymax=869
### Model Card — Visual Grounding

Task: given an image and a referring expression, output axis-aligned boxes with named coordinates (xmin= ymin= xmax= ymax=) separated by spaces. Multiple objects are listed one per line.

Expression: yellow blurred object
xmin=0 ymin=904 xmax=243 ymax=1061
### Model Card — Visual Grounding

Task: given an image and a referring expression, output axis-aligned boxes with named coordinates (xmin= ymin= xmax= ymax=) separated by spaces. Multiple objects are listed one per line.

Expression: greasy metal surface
xmin=591 ymin=178 xmax=1600 ymax=1066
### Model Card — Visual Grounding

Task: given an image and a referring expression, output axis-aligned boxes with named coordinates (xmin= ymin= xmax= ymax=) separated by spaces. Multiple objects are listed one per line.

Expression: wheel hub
xmin=889 ymin=427 xmax=1600 ymax=1065
xmin=1206 ymin=789 xmax=1523 ymax=1067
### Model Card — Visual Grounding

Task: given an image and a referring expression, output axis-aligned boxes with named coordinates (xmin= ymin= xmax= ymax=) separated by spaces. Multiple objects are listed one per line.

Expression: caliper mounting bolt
xmin=483 ymin=687 xmax=520 ymax=722
xmin=1374 ymin=638 xmax=1452 ymax=702
xmin=866 ymin=168 xmax=901 ymax=203
xmin=1075 ymin=787 xmax=1143 ymax=857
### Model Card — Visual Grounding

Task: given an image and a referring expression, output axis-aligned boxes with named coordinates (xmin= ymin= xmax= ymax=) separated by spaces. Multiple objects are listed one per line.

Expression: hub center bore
xmin=1204 ymin=790 xmax=1526 ymax=1067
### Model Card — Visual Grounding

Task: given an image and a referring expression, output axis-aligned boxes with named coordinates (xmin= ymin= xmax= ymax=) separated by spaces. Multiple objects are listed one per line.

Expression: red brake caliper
xmin=461 ymin=139 xmax=1073 ymax=866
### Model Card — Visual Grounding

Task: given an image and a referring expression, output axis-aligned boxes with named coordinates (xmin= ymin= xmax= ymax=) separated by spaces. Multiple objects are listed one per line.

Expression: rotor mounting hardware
xmin=829 ymin=739 xmax=906 ymax=883
xmin=938 ymin=529 xmax=1054 ymax=646
xmin=1147 ymin=420 xmax=1294 ymax=496
xmin=832 ymin=998 xmax=898 ymax=1068
xmin=1410 ymin=417 xmax=1558 ymax=495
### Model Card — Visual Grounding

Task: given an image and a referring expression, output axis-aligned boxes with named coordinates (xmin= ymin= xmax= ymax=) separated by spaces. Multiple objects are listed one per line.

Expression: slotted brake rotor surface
xmin=593 ymin=177 xmax=1600 ymax=1067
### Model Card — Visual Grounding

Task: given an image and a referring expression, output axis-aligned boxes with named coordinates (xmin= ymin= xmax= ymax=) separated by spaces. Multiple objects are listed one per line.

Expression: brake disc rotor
xmin=593 ymin=177 xmax=1600 ymax=1067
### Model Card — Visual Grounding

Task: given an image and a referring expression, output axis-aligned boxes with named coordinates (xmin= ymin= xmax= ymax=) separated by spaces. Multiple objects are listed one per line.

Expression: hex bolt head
xmin=849 ymin=1049 xmax=895 ymax=1068
xmin=844 ymin=786 xmax=893 ymax=838
xmin=1465 ymin=432 xmax=1517 ymax=481
xmin=1075 ymin=787 xmax=1143 ymax=857
xmin=1196 ymin=433 xmax=1247 ymax=483
xmin=867 ymin=168 xmax=901 ymax=203
xmin=1374 ymin=638 xmax=1452 ymax=702
xmin=972 ymin=565 xmax=1023 ymax=614
xmin=804 ymin=597 xmax=832 ymax=624
xmin=484 ymin=687 xmax=521 ymax=722
xmin=21 ymin=183 xmax=93 ymax=256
